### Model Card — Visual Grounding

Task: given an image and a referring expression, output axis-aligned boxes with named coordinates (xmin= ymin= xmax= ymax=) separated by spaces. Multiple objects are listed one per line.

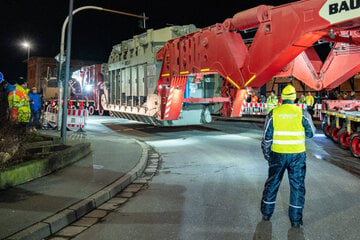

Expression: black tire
xmin=98 ymin=109 xmax=104 ymax=116
xmin=349 ymin=132 xmax=360 ymax=158
xmin=330 ymin=125 xmax=341 ymax=143
xmin=323 ymin=124 xmax=332 ymax=138
xmin=338 ymin=128 xmax=352 ymax=150
xmin=88 ymin=105 xmax=95 ymax=116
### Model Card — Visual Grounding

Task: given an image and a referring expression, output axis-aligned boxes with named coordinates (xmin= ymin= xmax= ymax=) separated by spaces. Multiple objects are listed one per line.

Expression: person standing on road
xmin=7 ymin=81 xmax=31 ymax=131
xmin=305 ymin=91 xmax=314 ymax=115
xmin=251 ymin=91 xmax=259 ymax=103
xmin=28 ymin=87 xmax=41 ymax=132
xmin=260 ymin=84 xmax=316 ymax=228
xmin=266 ymin=90 xmax=278 ymax=113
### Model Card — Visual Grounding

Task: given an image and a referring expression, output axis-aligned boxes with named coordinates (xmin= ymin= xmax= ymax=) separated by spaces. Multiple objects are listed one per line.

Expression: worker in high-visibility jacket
xmin=261 ymin=84 xmax=316 ymax=228
xmin=8 ymin=83 xmax=31 ymax=125
xmin=305 ymin=91 xmax=315 ymax=116
xmin=266 ymin=90 xmax=278 ymax=113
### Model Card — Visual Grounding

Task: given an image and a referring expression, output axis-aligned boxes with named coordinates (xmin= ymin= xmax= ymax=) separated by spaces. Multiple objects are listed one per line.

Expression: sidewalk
xmin=0 ymin=116 xmax=149 ymax=239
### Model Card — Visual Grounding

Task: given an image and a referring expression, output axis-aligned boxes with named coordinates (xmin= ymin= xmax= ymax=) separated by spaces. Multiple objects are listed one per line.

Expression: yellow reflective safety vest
xmin=305 ymin=95 xmax=314 ymax=107
xmin=266 ymin=96 xmax=278 ymax=113
xmin=14 ymin=85 xmax=31 ymax=123
xmin=272 ymin=104 xmax=305 ymax=153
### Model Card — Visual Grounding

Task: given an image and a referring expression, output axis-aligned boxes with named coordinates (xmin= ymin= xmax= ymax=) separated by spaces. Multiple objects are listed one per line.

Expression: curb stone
xmin=6 ymin=140 xmax=151 ymax=240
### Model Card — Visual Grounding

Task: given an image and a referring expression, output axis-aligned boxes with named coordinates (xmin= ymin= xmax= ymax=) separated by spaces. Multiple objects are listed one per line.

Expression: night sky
xmin=0 ymin=0 xmax=295 ymax=82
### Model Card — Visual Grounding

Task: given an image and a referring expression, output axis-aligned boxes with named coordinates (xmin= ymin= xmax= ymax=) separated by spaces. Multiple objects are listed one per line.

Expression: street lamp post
xmin=57 ymin=5 xmax=148 ymax=143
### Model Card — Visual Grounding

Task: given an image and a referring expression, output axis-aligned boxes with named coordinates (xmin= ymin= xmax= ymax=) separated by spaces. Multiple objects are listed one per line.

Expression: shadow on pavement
xmin=253 ymin=220 xmax=272 ymax=240
xmin=287 ymin=227 xmax=305 ymax=240
xmin=102 ymin=122 xmax=221 ymax=139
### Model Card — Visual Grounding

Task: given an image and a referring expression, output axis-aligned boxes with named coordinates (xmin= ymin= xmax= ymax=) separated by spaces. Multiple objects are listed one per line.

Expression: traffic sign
xmin=0 ymin=72 xmax=3 ymax=84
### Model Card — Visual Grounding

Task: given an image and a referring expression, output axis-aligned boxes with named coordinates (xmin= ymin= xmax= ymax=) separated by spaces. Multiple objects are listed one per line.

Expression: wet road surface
xmin=72 ymin=119 xmax=360 ymax=240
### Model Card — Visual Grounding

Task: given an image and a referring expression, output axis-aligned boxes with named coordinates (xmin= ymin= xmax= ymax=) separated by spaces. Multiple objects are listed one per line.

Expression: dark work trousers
xmin=29 ymin=110 xmax=40 ymax=129
xmin=261 ymin=152 xmax=306 ymax=224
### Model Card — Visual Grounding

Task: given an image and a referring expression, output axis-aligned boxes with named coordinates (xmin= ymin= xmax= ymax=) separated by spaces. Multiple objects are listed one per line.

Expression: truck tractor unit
xmin=69 ymin=64 xmax=107 ymax=116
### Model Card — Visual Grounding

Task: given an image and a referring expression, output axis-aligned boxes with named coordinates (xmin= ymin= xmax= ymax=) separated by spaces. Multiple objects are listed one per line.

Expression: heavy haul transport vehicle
xmin=68 ymin=0 xmax=360 ymax=126
xmin=45 ymin=64 xmax=107 ymax=116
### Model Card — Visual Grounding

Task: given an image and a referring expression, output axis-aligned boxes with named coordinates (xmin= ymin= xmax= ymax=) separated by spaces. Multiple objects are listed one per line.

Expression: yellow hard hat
xmin=281 ymin=84 xmax=296 ymax=100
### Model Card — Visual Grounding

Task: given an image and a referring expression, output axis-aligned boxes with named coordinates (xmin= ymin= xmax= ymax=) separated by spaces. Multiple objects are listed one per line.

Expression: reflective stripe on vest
xmin=272 ymin=104 xmax=305 ymax=153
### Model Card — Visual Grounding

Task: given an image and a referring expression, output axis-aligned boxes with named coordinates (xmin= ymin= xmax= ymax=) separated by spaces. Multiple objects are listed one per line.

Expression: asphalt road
xmin=72 ymin=118 xmax=360 ymax=240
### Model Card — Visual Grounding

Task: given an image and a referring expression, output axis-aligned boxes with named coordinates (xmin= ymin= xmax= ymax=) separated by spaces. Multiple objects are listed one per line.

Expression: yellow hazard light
xmin=161 ymin=73 xmax=170 ymax=77
xmin=244 ymin=74 xmax=256 ymax=87
xmin=226 ymin=76 xmax=240 ymax=89
xmin=180 ymin=71 xmax=189 ymax=75
xmin=200 ymin=68 xmax=210 ymax=72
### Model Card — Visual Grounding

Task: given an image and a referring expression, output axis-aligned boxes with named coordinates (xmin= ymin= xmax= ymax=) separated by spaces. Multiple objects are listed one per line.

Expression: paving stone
xmin=56 ymin=226 xmax=87 ymax=237
xmin=133 ymin=178 xmax=148 ymax=184
xmin=117 ymin=191 xmax=134 ymax=198
xmin=84 ymin=209 xmax=108 ymax=218
xmin=107 ymin=197 xmax=128 ymax=205
xmin=48 ymin=237 xmax=69 ymax=240
xmin=124 ymin=184 xmax=143 ymax=193
xmin=97 ymin=202 xmax=119 ymax=211
xmin=144 ymin=168 xmax=156 ymax=174
xmin=71 ymin=217 xmax=98 ymax=227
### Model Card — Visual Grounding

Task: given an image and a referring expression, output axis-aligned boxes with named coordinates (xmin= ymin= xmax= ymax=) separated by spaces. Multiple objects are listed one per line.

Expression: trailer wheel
xmin=88 ymin=105 xmax=95 ymax=115
xmin=338 ymin=128 xmax=352 ymax=149
xmin=330 ymin=125 xmax=341 ymax=143
xmin=324 ymin=124 xmax=331 ymax=138
xmin=350 ymin=132 xmax=360 ymax=158
xmin=98 ymin=109 xmax=104 ymax=116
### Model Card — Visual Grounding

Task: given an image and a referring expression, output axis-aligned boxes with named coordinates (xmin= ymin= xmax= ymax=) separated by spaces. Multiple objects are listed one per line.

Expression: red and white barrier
xmin=295 ymin=103 xmax=307 ymax=109
xmin=44 ymin=107 xmax=88 ymax=131
xmin=66 ymin=109 xmax=88 ymax=131
xmin=314 ymin=104 xmax=322 ymax=119
xmin=243 ymin=103 xmax=267 ymax=115
xmin=45 ymin=105 xmax=58 ymax=129
xmin=242 ymin=102 xmax=316 ymax=116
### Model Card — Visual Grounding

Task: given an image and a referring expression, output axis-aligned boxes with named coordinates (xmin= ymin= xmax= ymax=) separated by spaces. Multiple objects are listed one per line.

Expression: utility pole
xmin=60 ymin=0 xmax=74 ymax=144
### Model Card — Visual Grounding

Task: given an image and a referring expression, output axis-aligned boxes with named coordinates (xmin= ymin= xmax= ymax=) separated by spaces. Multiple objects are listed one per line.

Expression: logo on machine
xmin=319 ymin=0 xmax=360 ymax=24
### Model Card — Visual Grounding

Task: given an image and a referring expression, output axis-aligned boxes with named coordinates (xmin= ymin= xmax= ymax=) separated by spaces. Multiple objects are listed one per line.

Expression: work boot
xmin=262 ymin=215 xmax=271 ymax=221
xmin=291 ymin=221 xmax=303 ymax=228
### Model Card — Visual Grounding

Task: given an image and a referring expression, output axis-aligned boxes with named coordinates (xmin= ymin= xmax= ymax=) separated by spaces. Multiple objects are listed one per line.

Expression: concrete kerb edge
xmin=5 ymin=139 xmax=151 ymax=240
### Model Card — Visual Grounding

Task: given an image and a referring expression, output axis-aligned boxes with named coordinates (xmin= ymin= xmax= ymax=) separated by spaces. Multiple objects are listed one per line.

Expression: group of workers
xmin=248 ymin=89 xmax=316 ymax=114
xmin=5 ymin=80 xmax=41 ymax=132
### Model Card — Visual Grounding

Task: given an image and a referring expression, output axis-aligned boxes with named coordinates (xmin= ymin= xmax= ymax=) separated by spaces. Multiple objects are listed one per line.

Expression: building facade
xmin=26 ymin=57 xmax=96 ymax=97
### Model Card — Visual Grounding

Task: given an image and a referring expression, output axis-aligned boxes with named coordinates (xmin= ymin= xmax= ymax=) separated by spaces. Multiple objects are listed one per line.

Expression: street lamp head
xmin=22 ymin=42 xmax=30 ymax=49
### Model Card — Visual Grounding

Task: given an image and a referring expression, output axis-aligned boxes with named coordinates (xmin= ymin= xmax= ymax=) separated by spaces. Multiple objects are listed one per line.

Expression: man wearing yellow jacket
xmin=8 ymin=82 xmax=31 ymax=127
xmin=261 ymin=85 xmax=316 ymax=228
xmin=266 ymin=90 xmax=278 ymax=113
